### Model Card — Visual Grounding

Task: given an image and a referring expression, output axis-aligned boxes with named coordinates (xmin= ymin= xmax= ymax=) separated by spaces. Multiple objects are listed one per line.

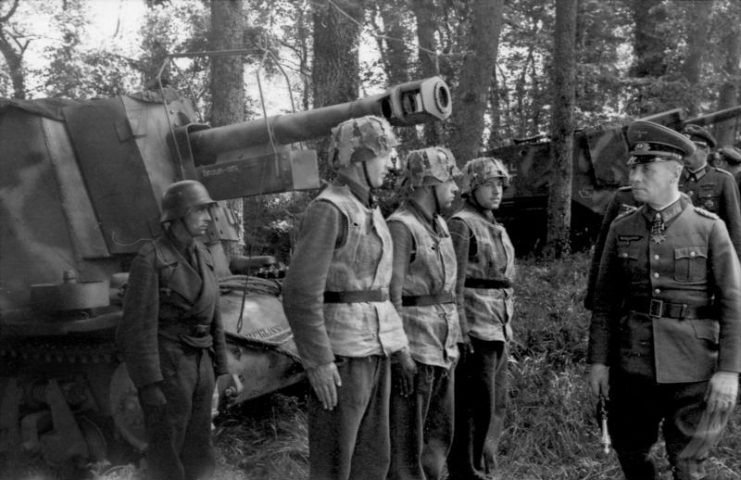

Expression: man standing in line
xmin=117 ymin=180 xmax=229 ymax=480
xmin=386 ymin=147 xmax=461 ymax=480
xmin=447 ymin=157 xmax=516 ymax=480
xmin=589 ymin=120 xmax=741 ymax=480
xmin=282 ymin=115 xmax=414 ymax=480
xmin=679 ymin=124 xmax=741 ymax=259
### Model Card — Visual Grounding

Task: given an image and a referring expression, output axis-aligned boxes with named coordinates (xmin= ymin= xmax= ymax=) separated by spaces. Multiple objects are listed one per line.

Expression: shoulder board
xmin=617 ymin=185 xmax=632 ymax=192
xmin=694 ymin=206 xmax=719 ymax=219
xmin=713 ymin=167 xmax=734 ymax=179
xmin=614 ymin=206 xmax=639 ymax=222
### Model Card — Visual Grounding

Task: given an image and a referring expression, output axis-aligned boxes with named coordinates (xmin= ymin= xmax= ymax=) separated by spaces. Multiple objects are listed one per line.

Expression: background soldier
xmin=448 ymin=157 xmax=515 ymax=480
xmin=282 ymin=115 xmax=413 ymax=480
xmin=116 ymin=180 xmax=229 ymax=480
xmin=679 ymin=124 xmax=741 ymax=259
xmin=714 ymin=145 xmax=741 ymax=192
xmin=386 ymin=147 xmax=461 ymax=480
xmin=589 ymin=120 xmax=741 ymax=480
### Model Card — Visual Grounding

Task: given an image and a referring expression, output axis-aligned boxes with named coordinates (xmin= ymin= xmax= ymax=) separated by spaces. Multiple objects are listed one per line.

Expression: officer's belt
xmin=402 ymin=291 xmax=456 ymax=307
xmin=627 ymin=298 xmax=714 ymax=320
xmin=464 ymin=278 xmax=511 ymax=289
xmin=324 ymin=289 xmax=389 ymax=303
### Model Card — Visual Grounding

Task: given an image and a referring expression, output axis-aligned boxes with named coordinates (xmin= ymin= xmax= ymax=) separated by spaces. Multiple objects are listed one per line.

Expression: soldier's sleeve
xmin=210 ymin=304 xmax=229 ymax=377
xmin=388 ymin=219 xmax=413 ymax=313
xmin=718 ymin=173 xmax=741 ymax=262
xmin=117 ymin=246 xmax=163 ymax=388
xmin=588 ymin=224 xmax=622 ymax=366
xmin=282 ymin=201 xmax=342 ymax=369
xmin=585 ymin=191 xmax=625 ymax=310
xmin=709 ymin=219 xmax=741 ymax=373
xmin=448 ymin=217 xmax=471 ymax=338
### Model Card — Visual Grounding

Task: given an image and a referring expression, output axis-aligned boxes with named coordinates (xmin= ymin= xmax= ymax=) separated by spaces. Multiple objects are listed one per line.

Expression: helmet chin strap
xmin=362 ymin=161 xmax=374 ymax=190
xmin=431 ymin=185 xmax=442 ymax=214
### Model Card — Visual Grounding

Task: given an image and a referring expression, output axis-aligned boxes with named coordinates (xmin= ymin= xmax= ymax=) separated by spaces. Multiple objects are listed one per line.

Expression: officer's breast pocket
xmin=673 ymin=247 xmax=708 ymax=282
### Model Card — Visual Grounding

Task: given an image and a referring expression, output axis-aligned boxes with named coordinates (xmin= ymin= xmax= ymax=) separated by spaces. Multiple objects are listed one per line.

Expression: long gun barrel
xmin=176 ymin=77 xmax=452 ymax=199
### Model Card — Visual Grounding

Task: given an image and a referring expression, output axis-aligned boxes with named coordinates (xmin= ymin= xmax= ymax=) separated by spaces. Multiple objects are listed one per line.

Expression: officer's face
xmin=364 ymin=150 xmax=395 ymax=188
xmin=629 ymin=160 xmax=680 ymax=206
xmin=685 ymin=143 xmax=708 ymax=170
xmin=183 ymin=204 xmax=212 ymax=237
xmin=434 ymin=179 xmax=459 ymax=210
xmin=473 ymin=179 xmax=504 ymax=210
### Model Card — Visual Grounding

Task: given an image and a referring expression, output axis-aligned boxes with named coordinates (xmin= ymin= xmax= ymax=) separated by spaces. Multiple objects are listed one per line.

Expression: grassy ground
xmin=7 ymin=252 xmax=741 ymax=479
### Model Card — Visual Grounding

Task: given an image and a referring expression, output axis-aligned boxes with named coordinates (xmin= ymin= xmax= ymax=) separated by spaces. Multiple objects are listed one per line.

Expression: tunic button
xmin=653 ymin=273 xmax=659 ymax=278
xmin=654 ymin=255 xmax=659 ymax=260
xmin=621 ymin=253 xmax=628 ymax=258
xmin=690 ymin=251 xmax=696 ymax=257
xmin=654 ymin=288 xmax=661 ymax=294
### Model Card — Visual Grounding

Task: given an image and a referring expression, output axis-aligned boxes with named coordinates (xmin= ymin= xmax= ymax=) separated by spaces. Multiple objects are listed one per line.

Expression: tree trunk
xmin=446 ymin=0 xmax=504 ymax=168
xmin=717 ymin=14 xmax=741 ymax=146
xmin=630 ymin=0 xmax=669 ymax=78
xmin=411 ymin=0 xmax=442 ymax=145
xmin=312 ymin=0 xmax=364 ymax=179
xmin=681 ymin=1 xmax=711 ymax=117
xmin=0 ymin=0 xmax=26 ymax=99
xmin=545 ymin=0 xmax=577 ymax=259
xmin=210 ymin=0 xmax=245 ymax=258
xmin=312 ymin=0 xmax=364 ymax=109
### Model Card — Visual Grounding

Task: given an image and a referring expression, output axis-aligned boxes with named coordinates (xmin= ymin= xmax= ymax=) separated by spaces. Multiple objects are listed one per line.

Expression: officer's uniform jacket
xmin=680 ymin=164 xmax=741 ymax=260
xmin=388 ymin=201 xmax=461 ymax=368
xmin=282 ymin=180 xmax=408 ymax=369
xmin=450 ymin=203 xmax=515 ymax=342
xmin=589 ymin=196 xmax=741 ymax=383
xmin=585 ymin=186 xmax=640 ymax=310
xmin=117 ymin=233 xmax=229 ymax=388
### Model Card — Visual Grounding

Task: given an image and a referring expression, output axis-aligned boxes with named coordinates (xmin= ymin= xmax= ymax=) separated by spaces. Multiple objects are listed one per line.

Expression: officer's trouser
xmin=139 ymin=341 xmax=216 ymax=480
xmin=308 ymin=355 xmax=392 ymax=480
xmin=448 ymin=338 xmax=508 ymax=480
xmin=388 ymin=363 xmax=455 ymax=480
xmin=608 ymin=368 xmax=730 ymax=480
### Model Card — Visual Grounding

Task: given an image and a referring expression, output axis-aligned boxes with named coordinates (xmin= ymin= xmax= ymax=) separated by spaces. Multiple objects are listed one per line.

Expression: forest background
xmin=2 ymin=0 xmax=741 ymax=479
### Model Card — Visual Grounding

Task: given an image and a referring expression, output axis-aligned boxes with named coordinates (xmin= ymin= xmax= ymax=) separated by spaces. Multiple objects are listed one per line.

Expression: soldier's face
xmin=629 ymin=161 xmax=679 ymax=206
xmin=434 ymin=179 xmax=459 ymax=210
xmin=364 ymin=150 xmax=395 ymax=188
xmin=183 ymin=205 xmax=212 ymax=237
xmin=473 ymin=179 xmax=504 ymax=210
xmin=685 ymin=144 xmax=708 ymax=170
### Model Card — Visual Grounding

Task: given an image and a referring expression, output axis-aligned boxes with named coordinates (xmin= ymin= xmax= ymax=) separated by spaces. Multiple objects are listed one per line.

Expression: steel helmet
xmin=460 ymin=157 xmax=510 ymax=194
xmin=160 ymin=180 xmax=216 ymax=223
xmin=403 ymin=146 xmax=461 ymax=188
xmin=328 ymin=115 xmax=399 ymax=170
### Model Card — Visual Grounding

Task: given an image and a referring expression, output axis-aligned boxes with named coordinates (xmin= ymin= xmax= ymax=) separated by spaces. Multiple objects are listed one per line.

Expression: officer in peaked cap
xmin=715 ymin=145 xmax=741 ymax=193
xmin=678 ymin=124 xmax=741 ymax=261
xmin=588 ymin=120 xmax=741 ymax=480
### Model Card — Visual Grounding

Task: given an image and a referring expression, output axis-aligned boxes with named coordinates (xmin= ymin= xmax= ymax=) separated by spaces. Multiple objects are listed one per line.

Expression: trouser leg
xmin=448 ymin=339 xmax=505 ymax=480
xmin=181 ymin=351 xmax=216 ymax=480
xmin=608 ymin=369 xmax=661 ymax=480
xmin=661 ymin=380 xmax=728 ymax=480
xmin=420 ymin=365 xmax=454 ymax=480
xmin=388 ymin=363 xmax=425 ymax=480
xmin=308 ymin=356 xmax=391 ymax=480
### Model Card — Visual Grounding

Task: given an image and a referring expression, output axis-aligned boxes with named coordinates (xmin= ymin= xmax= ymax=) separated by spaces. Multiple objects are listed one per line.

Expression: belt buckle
xmin=649 ymin=299 xmax=663 ymax=318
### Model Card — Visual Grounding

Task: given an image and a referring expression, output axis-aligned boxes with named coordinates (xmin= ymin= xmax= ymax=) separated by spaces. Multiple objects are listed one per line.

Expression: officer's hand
xmin=706 ymin=371 xmax=739 ymax=414
xmin=139 ymin=383 xmax=167 ymax=406
xmin=307 ymin=362 xmax=342 ymax=410
xmin=394 ymin=348 xmax=417 ymax=397
xmin=461 ymin=335 xmax=475 ymax=356
xmin=589 ymin=364 xmax=610 ymax=399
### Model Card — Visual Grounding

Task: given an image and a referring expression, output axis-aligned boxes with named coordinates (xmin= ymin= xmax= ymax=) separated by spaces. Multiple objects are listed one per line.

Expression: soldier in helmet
xmin=589 ymin=121 xmax=741 ymax=480
xmin=386 ymin=147 xmax=461 ymax=480
xmin=282 ymin=115 xmax=413 ymax=480
xmin=116 ymin=180 xmax=229 ymax=480
xmin=679 ymin=124 xmax=741 ymax=260
xmin=447 ymin=157 xmax=515 ymax=480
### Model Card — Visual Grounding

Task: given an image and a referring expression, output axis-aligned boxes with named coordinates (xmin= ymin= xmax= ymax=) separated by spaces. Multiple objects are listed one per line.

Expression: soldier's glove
xmin=139 ymin=383 xmax=167 ymax=406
